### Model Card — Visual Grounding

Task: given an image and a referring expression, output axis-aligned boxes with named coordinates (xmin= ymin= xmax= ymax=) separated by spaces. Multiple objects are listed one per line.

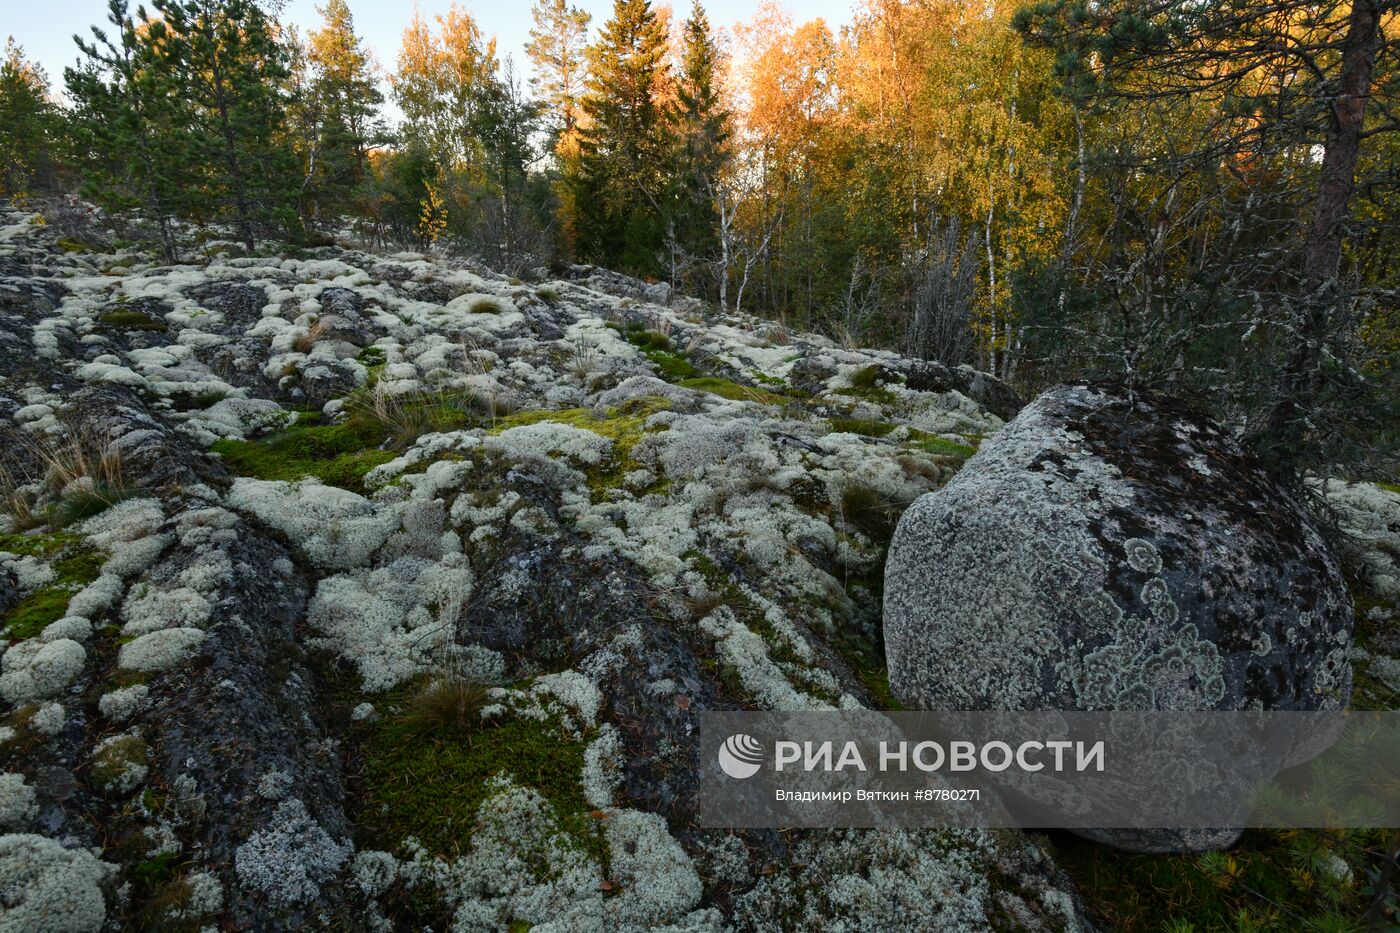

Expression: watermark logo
xmin=718 ymin=733 xmax=764 ymax=779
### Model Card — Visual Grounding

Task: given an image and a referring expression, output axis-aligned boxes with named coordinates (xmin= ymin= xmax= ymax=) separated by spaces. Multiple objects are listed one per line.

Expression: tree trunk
xmin=1266 ymin=0 xmax=1380 ymax=470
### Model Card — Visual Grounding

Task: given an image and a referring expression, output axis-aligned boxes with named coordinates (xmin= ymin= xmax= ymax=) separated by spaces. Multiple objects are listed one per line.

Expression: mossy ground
xmin=354 ymin=684 xmax=603 ymax=863
xmin=676 ymin=376 xmax=794 ymax=406
xmin=0 ymin=532 xmax=104 ymax=639
xmin=100 ymin=310 xmax=168 ymax=331
xmin=1053 ymin=829 xmax=1385 ymax=932
xmin=905 ymin=428 xmax=978 ymax=459
xmin=829 ymin=417 xmax=897 ymax=438
xmin=835 ymin=366 xmax=900 ymax=404
xmin=615 ymin=322 xmax=700 ymax=381
xmin=491 ymin=396 xmax=672 ymax=497
xmin=209 ymin=390 xmax=487 ymax=493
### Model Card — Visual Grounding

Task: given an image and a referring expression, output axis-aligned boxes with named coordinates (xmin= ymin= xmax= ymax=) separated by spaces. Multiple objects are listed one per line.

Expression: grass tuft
xmin=399 ymin=676 xmax=490 ymax=739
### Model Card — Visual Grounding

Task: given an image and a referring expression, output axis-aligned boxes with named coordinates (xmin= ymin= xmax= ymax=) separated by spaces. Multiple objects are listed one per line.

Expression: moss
xmin=490 ymin=397 xmax=672 ymax=496
xmin=356 ymin=345 xmax=387 ymax=367
xmin=90 ymin=734 xmax=148 ymax=790
xmin=617 ymin=325 xmax=699 ymax=382
xmin=621 ymin=324 xmax=674 ymax=354
xmin=676 ymin=377 xmax=793 ymax=406
xmin=357 ymin=694 xmax=602 ymax=861
xmin=1378 ymin=480 xmax=1400 ymax=495
xmin=0 ymin=531 xmax=80 ymax=559
xmin=212 ymin=434 xmax=395 ymax=495
xmin=56 ymin=236 xmax=97 ymax=253
xmin=833 ymin=365 xmax=899 ymax=404
xmin=1 ymin=539 xmax=104 ymax=639
xmin=131 ymin=851 xmax=180 ymax=887
xmin=828 ymin=417 xmax=897 ymax=438
xmin=1053 ymin=830 xmax=1372 ymax=933
xmin=100 ymin=310 xmax=168 ymax=331
xmin=208 ymin=396 xmax=488 ymax=493
xmin=905 ymin=429 xmax=977 ymax=459
xmin=831 ymin=628 xmax=903 ymax=711
xmin=647 ymin=350 xmax=698 ymax=381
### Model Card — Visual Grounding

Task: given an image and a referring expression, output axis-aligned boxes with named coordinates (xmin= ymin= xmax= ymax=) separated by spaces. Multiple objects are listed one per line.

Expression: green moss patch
xmin=676 ymin=377 xmax=793 ymax=406
xmin=357 ymin=699 xmax=601 ymax=861
xmin=210 ymin=391 xmax=487 ymax=493
xmin=212 ymin=427 xmax=395 ymax=495
xmin=1 ymin=536 xmax=104 ymax=639
xmin=100 ymin=310 xmax=168 ymax=331
xmin=491 ymin=397 xmax=672 ymax=496
xmin=906 ymin=429 xmax=977 ymax=459
xmin=616 ymin=324 xmax=699 ymax=381
xmin=1055 ymin=830 xmax=1373 ymax=933
xmin=828 ymin=417 xmax=897 ymax=438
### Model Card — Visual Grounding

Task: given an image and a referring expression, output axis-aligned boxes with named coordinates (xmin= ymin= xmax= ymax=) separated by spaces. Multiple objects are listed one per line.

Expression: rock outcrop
xmin=0 ymin=203 xmax=1080 ymax=930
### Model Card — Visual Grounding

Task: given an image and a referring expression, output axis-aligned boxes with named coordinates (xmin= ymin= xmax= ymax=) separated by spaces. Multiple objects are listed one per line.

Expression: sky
xmin=4 ymin=0 xmax=857 ymax=111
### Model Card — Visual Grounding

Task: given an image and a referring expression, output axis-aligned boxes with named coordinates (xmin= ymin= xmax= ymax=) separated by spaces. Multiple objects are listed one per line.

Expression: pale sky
xmin=3 ymin=0 xmax=856 ymax=113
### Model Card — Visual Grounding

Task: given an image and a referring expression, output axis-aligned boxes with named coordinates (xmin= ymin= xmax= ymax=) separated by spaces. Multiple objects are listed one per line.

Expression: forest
xmin=2 ymin=0 xmax=1398 ymax=479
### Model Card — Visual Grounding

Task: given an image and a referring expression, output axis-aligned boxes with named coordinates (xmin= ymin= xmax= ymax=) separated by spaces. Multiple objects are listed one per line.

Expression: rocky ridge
xmin=0 ymin=206 xmax=1090 ymax=931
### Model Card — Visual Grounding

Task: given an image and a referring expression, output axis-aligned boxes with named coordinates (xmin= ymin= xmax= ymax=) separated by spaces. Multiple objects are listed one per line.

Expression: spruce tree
xmin=151 ymin=0 xmax=296 ymax=249
xmin=66 ymin=0 xmax=190 ymax=261
xmin=577 ymin=0 xmax=673 ymax=275
xmin=667 ymin=2 xmax=730 ymax=290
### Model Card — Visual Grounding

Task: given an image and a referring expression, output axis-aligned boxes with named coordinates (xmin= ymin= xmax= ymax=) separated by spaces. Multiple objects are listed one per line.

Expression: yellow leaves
xmin=417 ymin=180 xmax=448 ymax=245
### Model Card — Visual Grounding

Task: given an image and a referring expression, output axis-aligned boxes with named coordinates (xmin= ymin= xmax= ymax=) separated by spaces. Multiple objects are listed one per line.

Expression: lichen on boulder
xmin=884 ymin=383 xmax=1354 ymax=849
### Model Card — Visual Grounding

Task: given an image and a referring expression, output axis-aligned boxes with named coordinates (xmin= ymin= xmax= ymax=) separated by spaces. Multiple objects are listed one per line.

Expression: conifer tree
xmin=305 ymin=0 xmax=386 ymax=218
xmin=474 ymin=58 xmax=544 ymax=267
xmin=525 ymin=0 xmax=591 ymax=143
xmin=66 ymin=0 xmax=190 ymax=261
xmin=667 ymin=2 xmax=730 ymax=290
xmin=0 ymin=39 xmax=63 ymax=198
xmin=577 ymin=0 xmax=673 ymax=274
xmin=150 ymin=0 xmax=296 ymax=249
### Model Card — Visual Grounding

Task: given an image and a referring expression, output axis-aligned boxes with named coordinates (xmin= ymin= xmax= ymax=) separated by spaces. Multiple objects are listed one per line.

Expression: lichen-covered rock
xmin=0 ymin=201 xmax=1093 ymax=929
xmin=885 ymin=383 xmax=1354 ymax=848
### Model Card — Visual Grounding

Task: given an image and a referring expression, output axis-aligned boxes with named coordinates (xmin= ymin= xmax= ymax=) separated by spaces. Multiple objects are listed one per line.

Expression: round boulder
xmin=883 ymin=384 xmax=1353 ymax=849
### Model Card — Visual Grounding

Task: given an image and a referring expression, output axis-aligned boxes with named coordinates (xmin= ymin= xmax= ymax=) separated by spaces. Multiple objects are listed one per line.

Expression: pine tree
xmin=474 ymin=58 xmax=544 ymax=267
xmin=305 ymin=0 xmax=386 ymax=219
xmin=0 ymin=39 xmax=63 ymax=198
xmin=66 ymin=0 xmax=191 ymax=261
xmin=151 ymin=0 xmax=297 ymax=249
xmin=525 ymin=0 xmax=591 ymax=143
xmin=667 ymin=2 xmax=730 ymax=290
xmin=577 ymin=0 xmax=673 ymax=274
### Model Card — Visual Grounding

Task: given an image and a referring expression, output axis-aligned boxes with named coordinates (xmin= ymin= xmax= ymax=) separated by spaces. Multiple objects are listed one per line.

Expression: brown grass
xmin=292 ymin=316 xmax=332 ymax=354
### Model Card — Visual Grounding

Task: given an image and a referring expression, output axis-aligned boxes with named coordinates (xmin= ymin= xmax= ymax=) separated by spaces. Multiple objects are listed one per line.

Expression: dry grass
xmin=292 ymin=316 xmax=332 ymax=354
xmin=568 ymin=336 xmax=601 ymax=382
xmin=837 ymin=482 xmax=904 ymax=546
xmin=0 ymin=428 xmax=133 ymax=529
xmin=399 ymin=675 xmax=490 ymax=738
